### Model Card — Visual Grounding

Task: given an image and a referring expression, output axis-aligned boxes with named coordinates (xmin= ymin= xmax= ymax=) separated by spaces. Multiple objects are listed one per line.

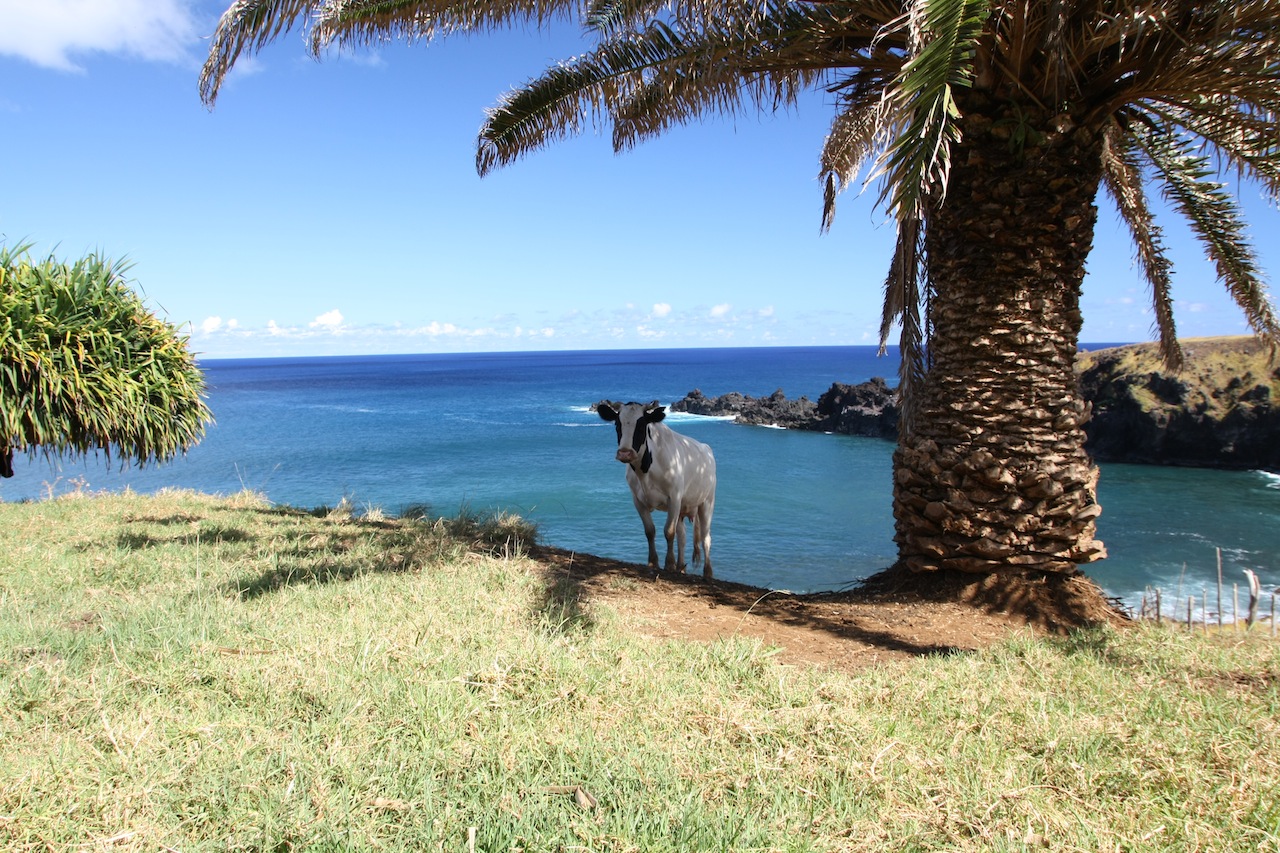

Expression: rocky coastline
xmin=669 ymin=337 xmax=1279 ymax=472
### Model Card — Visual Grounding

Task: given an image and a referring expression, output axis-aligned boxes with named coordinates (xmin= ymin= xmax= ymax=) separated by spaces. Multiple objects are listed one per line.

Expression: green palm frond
xmin=1134 ymin=125 xmax=1280 ymax=341
xmin=1100 ymin=123 xmax=1182 ymax=370
xmin=876 ymin=0 xmax=987 ymax=221
xmin=477 ymin=24 xmax=690 ymax=175
xmin=200 ymin=0 xmax=319 ymax=106
xmin=1 ymin=244 xmax=213 ymax=469
xmin=1138 ymin=102 xmax=1280 ymax=204
xmin=584 ymin=0 xmax=666 ymax=37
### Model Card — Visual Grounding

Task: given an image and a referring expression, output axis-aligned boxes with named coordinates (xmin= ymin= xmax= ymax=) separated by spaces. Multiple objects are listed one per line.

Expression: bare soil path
xmin=528 ymin=546 xmax=1125 ymax=673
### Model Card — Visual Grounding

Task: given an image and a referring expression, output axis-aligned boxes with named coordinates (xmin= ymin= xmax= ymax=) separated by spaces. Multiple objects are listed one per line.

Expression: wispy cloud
xmin=0 ymin=0 xmax=202 ymax=71
xmin=186 ymin=298 xmax=853 ymax=358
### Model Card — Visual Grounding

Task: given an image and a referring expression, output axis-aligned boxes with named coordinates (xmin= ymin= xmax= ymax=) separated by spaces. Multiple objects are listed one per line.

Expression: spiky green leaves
xmin=875 ymin=0 xmax=985 ymax=221
xmin=1 ymin=244 xmax=213 ymax=472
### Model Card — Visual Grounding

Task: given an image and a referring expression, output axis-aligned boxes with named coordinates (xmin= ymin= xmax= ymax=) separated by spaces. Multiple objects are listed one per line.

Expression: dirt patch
xmin=528 ymin=546 xmax=1127 ymax=674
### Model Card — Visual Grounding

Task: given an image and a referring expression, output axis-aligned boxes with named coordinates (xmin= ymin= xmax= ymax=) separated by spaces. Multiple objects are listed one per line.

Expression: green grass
xmin=2 ymin=491 xmax=1278 ymax=851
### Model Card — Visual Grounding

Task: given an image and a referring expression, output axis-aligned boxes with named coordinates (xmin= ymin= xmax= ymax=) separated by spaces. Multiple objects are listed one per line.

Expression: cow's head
xmin=596 ymin=400 xmax=665 ymax=472
xmin=1 ymin=446 xmax=13 ymax=479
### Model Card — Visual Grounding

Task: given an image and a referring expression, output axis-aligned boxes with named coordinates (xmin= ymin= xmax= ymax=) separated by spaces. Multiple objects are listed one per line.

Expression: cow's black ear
xmin=646 ymin=402 xmax=666 ymax=423
xmin=596 ymin=401 xmax=619 ymax=422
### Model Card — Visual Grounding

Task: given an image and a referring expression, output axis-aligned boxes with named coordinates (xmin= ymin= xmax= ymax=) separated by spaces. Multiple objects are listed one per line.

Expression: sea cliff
xmin=1078 ymin=336 xmax=1279 ymax=470
xmin=670 ymin=336 xmax=1279 ymax=471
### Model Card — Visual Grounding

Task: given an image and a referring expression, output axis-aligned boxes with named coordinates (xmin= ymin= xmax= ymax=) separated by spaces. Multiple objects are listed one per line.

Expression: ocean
xmin=4 ymin=346 xmax=1278 ymax=614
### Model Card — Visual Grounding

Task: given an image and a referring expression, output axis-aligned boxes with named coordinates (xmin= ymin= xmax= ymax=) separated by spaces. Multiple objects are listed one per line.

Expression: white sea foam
xmin=1257 ymin=470 xmax=1280 ymax=489
xmin=664 ymin=411 xmax=736 ymax=423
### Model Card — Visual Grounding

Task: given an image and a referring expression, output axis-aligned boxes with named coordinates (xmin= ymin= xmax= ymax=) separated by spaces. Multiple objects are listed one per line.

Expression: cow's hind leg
xmin=697 ymin=502 xmax=714 ymax=580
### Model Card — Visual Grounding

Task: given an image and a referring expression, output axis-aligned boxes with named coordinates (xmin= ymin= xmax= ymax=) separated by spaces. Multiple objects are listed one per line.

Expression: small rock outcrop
xmin=671 ymin=388 xmax=821 ymax=429
xmin=671 ymin=378 xmax=899 ymax=438
xmin=815 ymin=377 xmax=900 ymax=438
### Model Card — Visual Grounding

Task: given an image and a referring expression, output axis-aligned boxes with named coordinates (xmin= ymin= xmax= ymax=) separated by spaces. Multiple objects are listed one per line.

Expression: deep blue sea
xmin=4 ymin=346 xmax=1278 ymax=614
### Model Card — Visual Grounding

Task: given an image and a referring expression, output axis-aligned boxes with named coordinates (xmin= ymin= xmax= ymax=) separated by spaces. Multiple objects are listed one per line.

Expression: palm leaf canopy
xmin=1 ymin=243 xmax=213 ymax=473
xmin=201 ymin=0 xmax=1280 ymax=363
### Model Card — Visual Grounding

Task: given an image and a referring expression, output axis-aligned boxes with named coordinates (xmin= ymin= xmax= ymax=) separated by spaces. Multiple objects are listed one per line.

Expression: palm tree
xmin=201 ymin=0 xmax=1279 ymax=584
xmin=1 ymin=243 xmax=212 ymax=477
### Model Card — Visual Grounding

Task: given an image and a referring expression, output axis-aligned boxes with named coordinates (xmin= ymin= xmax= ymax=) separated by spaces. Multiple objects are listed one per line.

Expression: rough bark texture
xmin=894 ymin=96 xmax=1108 ymax=575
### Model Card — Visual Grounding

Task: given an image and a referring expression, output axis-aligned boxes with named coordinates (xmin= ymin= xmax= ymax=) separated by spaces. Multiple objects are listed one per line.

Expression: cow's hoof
xmin=703 ymin=567 xmax=713 ymax=580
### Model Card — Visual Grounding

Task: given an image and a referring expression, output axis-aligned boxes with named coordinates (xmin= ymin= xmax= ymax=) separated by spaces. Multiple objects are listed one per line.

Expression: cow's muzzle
xmin=615 ymin=448 xmax=637 ymax=464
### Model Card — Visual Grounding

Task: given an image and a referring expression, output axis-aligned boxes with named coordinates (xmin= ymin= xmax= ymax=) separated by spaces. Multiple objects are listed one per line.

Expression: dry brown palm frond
xmin=309 ymin=0 xmax=575 ymax=50
xmin=1100 ymin=122 xmax=1182 ymax=370
xmin=200 ymin=0 xmax=319 ymax=106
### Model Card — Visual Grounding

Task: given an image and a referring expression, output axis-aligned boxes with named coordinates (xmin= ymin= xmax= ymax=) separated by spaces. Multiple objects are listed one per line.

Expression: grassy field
xmin=2 ymin=490 xmax=1277 ymax=852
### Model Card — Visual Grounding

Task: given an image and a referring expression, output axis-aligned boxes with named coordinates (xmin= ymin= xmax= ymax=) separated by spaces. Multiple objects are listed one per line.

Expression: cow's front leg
xmin=637 ymin=506 xmax=660 ymax=568
xmin=663 ymin=509 xmax=684 ymax=572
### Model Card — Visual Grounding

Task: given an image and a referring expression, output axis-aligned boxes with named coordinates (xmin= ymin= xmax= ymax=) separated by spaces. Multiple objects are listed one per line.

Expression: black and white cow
xmin=596 ymin=400 xmax=716 ymax=579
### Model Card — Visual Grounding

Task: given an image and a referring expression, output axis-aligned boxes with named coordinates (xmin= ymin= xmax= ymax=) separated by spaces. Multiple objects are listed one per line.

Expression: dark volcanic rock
xmin=671 ymin=388 xmax=822 ymax=429
xmin=671 ymin=378 xmax=899 ymax=438
xmin=815 ymin=377 xmax=900 ymax=438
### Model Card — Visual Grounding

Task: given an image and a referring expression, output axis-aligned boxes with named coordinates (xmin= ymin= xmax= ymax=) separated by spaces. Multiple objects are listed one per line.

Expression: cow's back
xmin=628 ymin=423 xmax=715 ymax=511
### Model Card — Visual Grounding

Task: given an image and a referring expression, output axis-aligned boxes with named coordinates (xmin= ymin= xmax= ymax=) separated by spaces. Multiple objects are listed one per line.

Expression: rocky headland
xmin=670 ymin=336 xmax=1279 ymax=471
xmin=1078 ymin=336 xmax=1279 ymax=470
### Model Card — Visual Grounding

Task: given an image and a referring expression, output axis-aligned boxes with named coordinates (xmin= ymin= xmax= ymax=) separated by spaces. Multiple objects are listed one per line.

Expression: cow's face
xmin=596 ymin=400 xmax=665 ymax=471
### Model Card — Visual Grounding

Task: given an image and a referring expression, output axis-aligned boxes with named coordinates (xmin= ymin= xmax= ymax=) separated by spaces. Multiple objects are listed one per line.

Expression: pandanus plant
xmin=1 ymin=243 xmax=212 ymax=478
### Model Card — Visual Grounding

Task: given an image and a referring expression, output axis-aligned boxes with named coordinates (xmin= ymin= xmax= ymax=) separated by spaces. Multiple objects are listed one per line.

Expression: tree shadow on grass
xmin=526 ymin=545 xmax=1035 ymax=661
xmin=532 ymin=572 xmax=597 ymax=635
xmin=111 ymin=524 xmax=254 ymax=551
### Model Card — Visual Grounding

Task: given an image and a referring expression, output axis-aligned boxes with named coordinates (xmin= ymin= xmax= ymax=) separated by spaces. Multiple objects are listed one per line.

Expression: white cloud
xmin=200 ymin=316 xmax=223 ymax=334
xmin=710 ymin=303 xmax=732 ymax=318
xmin=310 ymin=309 xmax=344 ymax=330
xmin=758 ymin=305 xmax=775 ymax=318
xmin=652 ymin=302 xmax=672 ymax=318
xmin=0 ymin=0 xmax=201 ymax=71
xmin=423 ymin=321 xmax=460 ymax=336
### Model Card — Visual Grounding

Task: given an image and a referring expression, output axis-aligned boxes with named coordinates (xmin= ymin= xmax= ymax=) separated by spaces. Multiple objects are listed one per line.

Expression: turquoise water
xmin=3 ymin=346 xmax=1277 ymax=612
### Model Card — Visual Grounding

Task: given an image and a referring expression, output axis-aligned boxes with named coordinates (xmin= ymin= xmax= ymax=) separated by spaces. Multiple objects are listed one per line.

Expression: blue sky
xmin=2 ymin=1 xmax=1277 ymax=359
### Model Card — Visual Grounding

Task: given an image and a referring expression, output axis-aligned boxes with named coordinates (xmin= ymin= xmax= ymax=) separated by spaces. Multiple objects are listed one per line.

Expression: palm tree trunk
xmin=894 ymin=95 xmax=1108 ymax=574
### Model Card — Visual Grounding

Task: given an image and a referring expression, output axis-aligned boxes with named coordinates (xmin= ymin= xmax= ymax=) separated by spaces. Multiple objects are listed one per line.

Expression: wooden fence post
xmin=1243 ymin=570 xmax=1260 ymax=629
xmin=1217 ymin=549 xmax=1224 ymax=631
